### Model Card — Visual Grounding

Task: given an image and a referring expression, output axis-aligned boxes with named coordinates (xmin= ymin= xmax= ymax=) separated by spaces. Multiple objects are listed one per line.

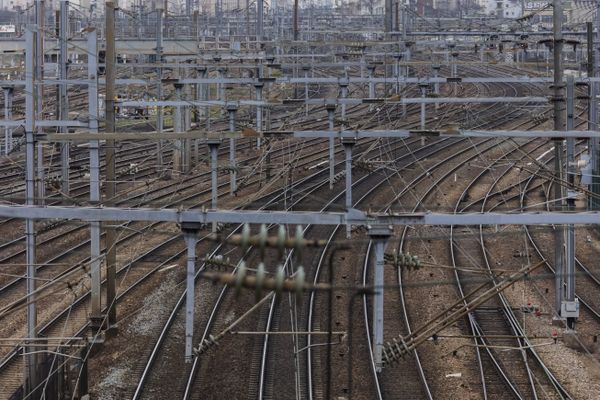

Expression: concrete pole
xmin=227 ymin=103 xmax=238 ymax=194
xmin=369 ymin=226 xmax=391 ymax=372
xmin=208 ymin=139 xmax=221 ymax=233
xmin=553 ymin=0 xmax=566 ymax=320
xmin=104 ymin=0 xmax=118 ymax=330
xmin=182 ymin=226 xmax=199 ymax=362
xmin=326 ymin=104 xmax=336 ymax=190
xmin=25 ymin=28 xmax=38 ymax=397
xmin=59 ymin=0 xmax=69 ymax=194
xmin=3 ymin=87 xmax=13 ymax=155
xmin=87 ymin=29 xmax=103 ymax=334
xmin=342 ymin=138 xmax=355 ymax=239
xmin=368 ymin=65 xmax=376 ymax=98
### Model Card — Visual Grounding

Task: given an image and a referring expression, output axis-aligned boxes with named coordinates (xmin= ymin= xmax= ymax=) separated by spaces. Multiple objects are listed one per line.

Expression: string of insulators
xmin=209 ymin=224 xmax=327 ymax=263
xmin=201 ymin=266 xmax=309 ymax=301
xmin=384 ymin=252 xmax=421 ymax=270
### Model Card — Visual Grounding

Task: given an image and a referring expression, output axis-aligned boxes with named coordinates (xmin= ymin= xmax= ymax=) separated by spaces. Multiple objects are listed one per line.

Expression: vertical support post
xmin=207 ymin=138 xmax=221 ymax=233
xmin=552 ymin=0 xmax=565 ymax=316
xmin=432 ymin=64 xmax=440 ymax=110
xmin=105 ymin=0 xmax=117 ymax=330
xmin=293 ymin=0 xmax=298 ymax=40
xmin=217 ymin=66 xmax=226 ymax=110
xmin=25 ymin=28 xmax=38 ymax=397
xmin=339 ymin=79 xmax=348 ymax=127
xmin=419 ymin=83 xmax=428 ymax=130
xmin=3 ymin=87 xmax=13 ymax=155
xmin=303 ymin=65 xmax=310 ymax=115
xmin=174 ymin=82 xmax=184 ymax=173
xmin=255 ymin=82 xmax=263 ymax=148
xmin=197 ymin=66 xmax=208 ymax=132
xmin=369 ymin=225 xmax=391 ymax=372
xmin=564 ymin=76 xmax=578 ymax=329
xmin=342 ymin=137 xmax=355 ymax=239
xmin=553 ymin=0 xmax=566 ymax=322
xmin=87 ymin=29 xmax=103 ymax=334
xmin=257 ymin=0 xmax=263 ymax=40
xmin=227 ymin=103 xmax=238 ymax=194
xmin=368 ymin=65 xmax=376 ymax=99
xmin=156 ymin=4 xmax=164 ymax=173
xmin=384 ymin=0 xmax=392 ymax=34
xmin=59 ymin=0 xmax=69 ymax=194
xmin=35 ymin=1 xmax=45 ymax=204
xmin=326 ymin=104 xmax=336 ymax=190
xmin=182 ymin=225 xmax=200 ymax=362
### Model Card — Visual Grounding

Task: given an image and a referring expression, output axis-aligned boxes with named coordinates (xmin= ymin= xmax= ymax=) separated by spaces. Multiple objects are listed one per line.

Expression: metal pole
xmin=156 ymin=5 xmax=164 ymax=173
xmin=370 ymin=226 xmax=391 ymax=372
xmin=25 ymin=28 xmax=38 ymax=397
xmin=340 ymin=81 xmax=348 ymax=127
xmin=3 ymin=87 xmax=12 ymax=155
xmin=105 ymin=0 xmax=117 ymax=330
xmin=227 ymin=104 xmax=238 ymax=194
xmin=208 ymin=139 xmax=221 ymax=233
xmin=174 ymin=83 xmax=184 ymax=173
xmin=420 ymin=84 xmax=427 ymax=129
xmin=553 ymin=0 xmax=566 ymax=320
xmin=59 ymin=0 xmax=69 ymax=194
xmin=88 ymin=29 xmax=103 ymax=333
xmin=593 ymin=6 xmax=600 ymax=209
xmin=257 ymin=0 xmax=263 ymax=40
xmin=342 ymin=138 xmax=355 ymax=239
xmin=183 ymin=227 xmax=199 ymax=362
xmin=368 ymin=65 xmax=375 ymax=99
xmin=36 ymin=1 xmax=45 ymax=204
xmin=255 ymin=83 xmax=263 ymax=148
xmin=565 ymin=75 xmax=576 ymax=329
xmin=293 ymin=0 xmax=298 ymax=40
xmin=327 ymin=104 xmax=336 ymax=189
xmin=384 ymin=0 xmax=392 ymax=34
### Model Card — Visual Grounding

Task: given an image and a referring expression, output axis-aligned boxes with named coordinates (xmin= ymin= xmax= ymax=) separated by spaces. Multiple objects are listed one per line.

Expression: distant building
xmin=483 ymin=0 xmax=522 ymax=18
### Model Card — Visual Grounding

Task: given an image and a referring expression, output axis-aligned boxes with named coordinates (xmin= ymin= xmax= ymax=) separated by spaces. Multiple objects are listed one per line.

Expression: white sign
xmin=0 ymin=25 xmax=16 ymax=33
xmin=524 ymin=1 xmax=549 ymax=10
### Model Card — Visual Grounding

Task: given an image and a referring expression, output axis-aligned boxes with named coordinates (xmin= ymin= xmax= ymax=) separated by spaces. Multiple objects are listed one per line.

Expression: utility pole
xmin=552 ymin=0 xmax=566 ymax=322
xmin=156 ymin=1 xmax=164 ymax=173
xmin=105 ymin=0 xmax=118 ymax=331
xmin=293 ymin=0 xmax=298 ymax=40
xmin=257 ymin=0 xmax=263 ymax=40
xmin=59 ymin=0 xmax=69 ymax=195
xmin=384 ymin=0 xmax=392 ymax=34
xmin=35 ymin=0 xmax=45 ymax=204
xmin=88 ymin=29 xmax=103 ymax=336
xmin=591 ymin=10 xmax=600 ymax=209
xmin=564 ymin=76 xmax=578 ymax=329
xmin=25 ymin=27 xmax=38 ymax=398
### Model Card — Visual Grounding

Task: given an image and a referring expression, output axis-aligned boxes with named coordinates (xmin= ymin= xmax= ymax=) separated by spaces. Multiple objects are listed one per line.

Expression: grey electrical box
xmin=561 ymin=299 xmax=580 ymax=319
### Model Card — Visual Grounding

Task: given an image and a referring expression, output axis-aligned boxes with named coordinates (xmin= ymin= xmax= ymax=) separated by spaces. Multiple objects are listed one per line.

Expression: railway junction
xmin=0 ymin=0 xmax=600 ymax=399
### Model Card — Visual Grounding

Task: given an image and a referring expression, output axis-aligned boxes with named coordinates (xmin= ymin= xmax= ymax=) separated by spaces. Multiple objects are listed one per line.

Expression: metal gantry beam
xmin=6 ymin=204 xmax=600 ymax=226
